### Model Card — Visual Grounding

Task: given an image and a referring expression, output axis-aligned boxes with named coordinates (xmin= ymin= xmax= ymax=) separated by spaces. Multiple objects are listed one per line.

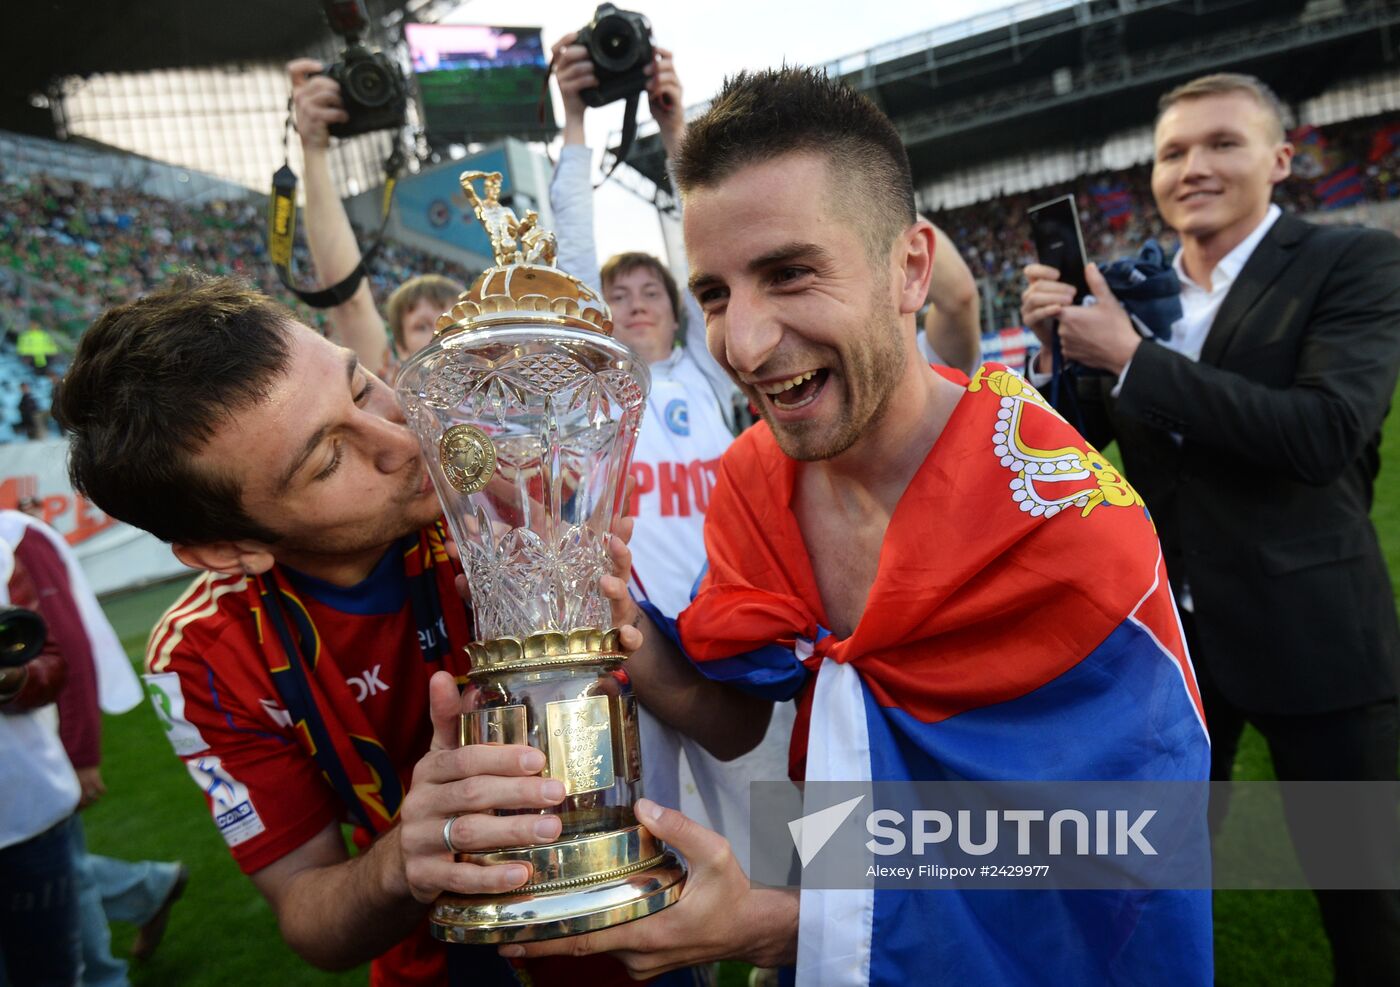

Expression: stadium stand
xmin=9 ymin=109 xmax=1400 ymax=436
xmin=614 ymin=0 xmax=1400 ymax=349
xmin=0 ymin=132 xmax=477 ymax=442
xmin=929 ymin=110 xmax=1400 ymax=331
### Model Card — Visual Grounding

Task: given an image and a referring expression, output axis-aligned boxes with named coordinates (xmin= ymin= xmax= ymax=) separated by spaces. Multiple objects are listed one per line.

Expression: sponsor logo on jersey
xmin=143 ymin=672 xmax=211 ymax=756
xmin=628 ymin=458 xmax=722 ymax=518
xmin=664 ymin=399 xmax=690 ymax=436
xmin=188 ymin=755 xmax=266 ymax=847
xmin=417 ymin=616 xmax=450 ymax=656
xmin=258 ymin=664 xmax=391 ymax=728
xmin=347 ymin=664 xmax=389 ymax=702
xmin=259 ymin=698 xmax=294 ymax=729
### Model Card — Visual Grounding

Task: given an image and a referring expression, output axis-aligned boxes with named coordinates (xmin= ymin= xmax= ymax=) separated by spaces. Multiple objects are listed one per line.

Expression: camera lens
xmin=345 ymin=60 xmax=393 ymax=108
xmin=0 ymin=606 xmax=46 ymax=669
xmin=589 ymin=14 xmax=643 ymax=73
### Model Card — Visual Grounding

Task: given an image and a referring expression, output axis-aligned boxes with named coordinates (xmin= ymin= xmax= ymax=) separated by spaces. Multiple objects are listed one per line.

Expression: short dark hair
xmin=54 ymin=272 xmax=292 ymax=545
xmin=673 ymin=66 xmax=916 ymax=256
xmin=1157 ymin=73 xmax=1288 ymax=142
xmin=385 ymin=275 xmax=463 ymax=350
xmin=600 ymin=252 xmax=681 ymax=323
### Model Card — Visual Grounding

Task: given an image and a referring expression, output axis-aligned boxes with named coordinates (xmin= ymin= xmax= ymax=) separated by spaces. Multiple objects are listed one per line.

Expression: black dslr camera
xmin=0 ymin=605 xmax=47 ymax=669
xmin=576 ymin=4 xmax=653 ymax=108
xmin=320 ymin=0 xmax=408 ymax=138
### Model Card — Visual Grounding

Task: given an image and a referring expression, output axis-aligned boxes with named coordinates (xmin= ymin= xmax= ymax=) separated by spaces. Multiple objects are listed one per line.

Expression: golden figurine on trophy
xmin=395 ymin=171 xmax=686 ymax=943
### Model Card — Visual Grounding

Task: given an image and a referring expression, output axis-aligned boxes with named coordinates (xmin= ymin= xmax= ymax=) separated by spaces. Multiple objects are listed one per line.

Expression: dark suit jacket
xmin=1064 ymin=213 xmax=1400 ymax=715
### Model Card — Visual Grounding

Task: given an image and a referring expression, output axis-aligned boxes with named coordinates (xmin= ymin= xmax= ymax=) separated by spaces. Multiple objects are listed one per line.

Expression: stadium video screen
xmin=405 ymin=23 xmax=557 ymax=143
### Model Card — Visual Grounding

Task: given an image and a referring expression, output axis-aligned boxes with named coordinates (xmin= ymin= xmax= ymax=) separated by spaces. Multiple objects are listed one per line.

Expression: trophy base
xmin=430 ymin=849 xmax=686 ymax=943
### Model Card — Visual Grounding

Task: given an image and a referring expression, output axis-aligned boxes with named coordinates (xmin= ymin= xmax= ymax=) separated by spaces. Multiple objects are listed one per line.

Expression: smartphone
xmin=1028 ymin=193 xmax=1090 ymax=303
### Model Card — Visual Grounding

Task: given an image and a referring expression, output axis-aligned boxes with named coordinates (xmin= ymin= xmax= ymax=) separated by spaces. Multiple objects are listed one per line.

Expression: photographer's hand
xmin=76 ymin=766 xmax=106 ymax=810
xmin=284 ymin=56 xmax=391 ymax=380
xmin=0 ymin=665 xmax=26 ymax=703
xmin=551 ymin=32 xmax=596 ymax=147
xmin=647 ymin=46 xmax=685 ymax=160
xmin=287 ymin=58 xmax=347 ymax=153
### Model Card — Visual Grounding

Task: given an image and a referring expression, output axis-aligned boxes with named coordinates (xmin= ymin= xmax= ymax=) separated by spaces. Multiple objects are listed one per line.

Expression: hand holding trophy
xmin=395 ymin=172 xmax=685 ymax=943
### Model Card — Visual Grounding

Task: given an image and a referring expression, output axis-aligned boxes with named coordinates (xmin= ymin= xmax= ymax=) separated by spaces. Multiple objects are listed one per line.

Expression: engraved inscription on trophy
xmin=439 ymin=424 xmax=497 ymax=495
xmin=611 ymin=693 xmax=642 ymax=784
xmin=545 ymin=696 xmax=614 ymax=796
xmin=466 ymin=705 xmax=529 ymax=746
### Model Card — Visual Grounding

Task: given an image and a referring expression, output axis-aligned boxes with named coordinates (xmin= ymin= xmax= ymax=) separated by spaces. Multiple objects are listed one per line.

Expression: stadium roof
xmin=1 ymin=0 xmax=414 ymax=137
xmin=615 ymin=0 xmax=1400 ymax=208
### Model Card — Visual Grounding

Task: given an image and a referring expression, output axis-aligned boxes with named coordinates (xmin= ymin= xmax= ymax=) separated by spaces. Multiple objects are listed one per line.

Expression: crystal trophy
xmin=396 ymin=171 xmax=685 ymax=943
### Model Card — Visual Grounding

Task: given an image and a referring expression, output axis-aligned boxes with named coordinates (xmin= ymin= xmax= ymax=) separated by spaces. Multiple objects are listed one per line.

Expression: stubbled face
xmin=196 ymin=324 xmax=438 ymax=562
xmin=1152 ymin=91 xmax=1292 ymax=249
xmin=684 ymin=151 xmax=906 ymax=461
xmin=396 ymin=298 xmax=442 ymax=361
xmin=605 ymin=266 xmax=679 ymax=365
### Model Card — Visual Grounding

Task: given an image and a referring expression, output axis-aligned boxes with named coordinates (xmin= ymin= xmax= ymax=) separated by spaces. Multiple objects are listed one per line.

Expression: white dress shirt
xmin=1115 ymin=204 xmax=1282 ymax=389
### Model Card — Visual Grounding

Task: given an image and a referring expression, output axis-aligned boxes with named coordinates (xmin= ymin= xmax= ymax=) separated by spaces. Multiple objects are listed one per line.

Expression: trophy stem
xmin=433 ymin=631 xmax=687 ymax=943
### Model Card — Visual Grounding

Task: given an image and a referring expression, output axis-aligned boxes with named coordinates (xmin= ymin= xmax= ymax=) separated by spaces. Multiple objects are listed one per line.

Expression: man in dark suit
xmin=1022 ymin=73 xmax=1400 ymax=983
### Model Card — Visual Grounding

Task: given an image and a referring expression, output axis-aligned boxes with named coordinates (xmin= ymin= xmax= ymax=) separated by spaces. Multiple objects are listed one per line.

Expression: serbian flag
xmin=678 ymin=365 xmax=1211 ymax=986
xmin=1091 ymin=180 xmax=1134 ymax=230
xmin=1368 ymin=121 xmax=1400 ymax=163
xmin=1315 ymin=163 xmax=1366 ymax=210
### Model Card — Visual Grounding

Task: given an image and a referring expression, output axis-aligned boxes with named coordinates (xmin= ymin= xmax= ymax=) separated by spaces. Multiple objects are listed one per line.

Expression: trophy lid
xmin=434 ymin=171 xmax=614 ymax=339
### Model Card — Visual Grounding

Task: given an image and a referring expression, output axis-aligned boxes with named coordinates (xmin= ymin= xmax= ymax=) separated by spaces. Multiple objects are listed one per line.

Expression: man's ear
xmin=897 ymin=219 xmax=938 ymax=317
xmin=172 ymin=541 xmax=275 ymax=577
xmin=1271 ymin=141 xmax=1295 ymax=186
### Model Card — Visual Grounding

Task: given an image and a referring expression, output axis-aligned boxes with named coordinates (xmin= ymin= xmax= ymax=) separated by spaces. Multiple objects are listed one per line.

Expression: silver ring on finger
xmin=442 ymin=813 xmax=462 ymax=855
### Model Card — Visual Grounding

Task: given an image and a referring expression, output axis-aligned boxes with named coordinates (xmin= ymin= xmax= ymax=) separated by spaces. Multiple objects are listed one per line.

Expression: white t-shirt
xmin=626 ymin=347 xmax=733 ymax=615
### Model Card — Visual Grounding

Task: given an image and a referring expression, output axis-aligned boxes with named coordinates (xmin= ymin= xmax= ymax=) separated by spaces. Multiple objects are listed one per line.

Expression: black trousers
xmin=1184 ymin=611 xmax=1400 ymax=986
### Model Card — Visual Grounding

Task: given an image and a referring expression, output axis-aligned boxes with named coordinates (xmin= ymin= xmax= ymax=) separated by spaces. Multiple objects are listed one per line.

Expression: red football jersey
xmin=143 ymin=539 xmax=641 ymax=987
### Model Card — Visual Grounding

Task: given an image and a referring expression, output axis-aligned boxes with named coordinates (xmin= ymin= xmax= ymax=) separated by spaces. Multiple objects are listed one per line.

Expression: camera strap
xmin=268 ymin=103 xmax=405 ymax=308
xmin=537 ymin=46 xmax=646 ymax=188
xmin=599 ymin=90 xmax=642 ymax=184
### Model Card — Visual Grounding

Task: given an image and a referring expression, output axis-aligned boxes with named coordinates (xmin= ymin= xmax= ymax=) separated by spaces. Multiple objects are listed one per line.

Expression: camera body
xmin=319 ymin=0 xmax=408 ymax=138
xmin=323 ymin=44 xmax=408 ymax=138
xmin=576 ymin=4 xmax=653 ymax=108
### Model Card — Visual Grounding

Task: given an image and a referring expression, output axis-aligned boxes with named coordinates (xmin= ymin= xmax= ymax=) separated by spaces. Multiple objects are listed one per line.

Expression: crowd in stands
xmin=928 ymin=110 xmax=1400 ymax=330
xmin=5 ymin=111 xmax=1400 ymax=439
xmin=0 ymin=170 xmax=477 ymax=441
